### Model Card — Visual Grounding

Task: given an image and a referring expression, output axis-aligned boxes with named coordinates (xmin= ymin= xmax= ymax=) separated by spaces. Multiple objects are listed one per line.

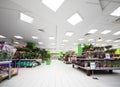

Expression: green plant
xmin=27 ymin=42 xmax=36 ymax=50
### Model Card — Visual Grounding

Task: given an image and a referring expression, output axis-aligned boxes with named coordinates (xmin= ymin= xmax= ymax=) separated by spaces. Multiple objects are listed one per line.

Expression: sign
xmin=90 ymin=62 xmax=96 ymax=69
xmin=105 ymin=53 xmax=110 ymax=59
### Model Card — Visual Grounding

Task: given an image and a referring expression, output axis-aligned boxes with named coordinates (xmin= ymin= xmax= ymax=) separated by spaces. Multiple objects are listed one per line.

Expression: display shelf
xmin=76 ymin=58 xmax=115 ymax=61
xmin=0 ymin=61 xmax=12 ymax=79
xmin=73 ymin=58 xmax=120 ymax=76
xmin=0 ymin=61 xmax=18 ymax=82
xmin=12 ymin=59 xmax=41 ymax=68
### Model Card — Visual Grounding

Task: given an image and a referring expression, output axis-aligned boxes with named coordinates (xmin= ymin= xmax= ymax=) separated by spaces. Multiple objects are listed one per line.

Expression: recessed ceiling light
xmin=63 ymin=40 xmax=68 ymax=42
xmin=88 ymin=39 xmax=94 ymax=41
xmin=49 ymin=36 xmax=55 ymax=40
xmin=97 ymin=39 xmax=103 ymax=42
xmin=14 ymin=42 xmax=19 ymax=44
xmin=73 ymin=43 xmax=78 ymax=45
xmin=14 ymin=36 xmax=23 ymax=39
xmin=42 ymin=0 xmax=64 ymax=12
xmin=88 ymin=29 xmax=98 ymax=34
xmin=113 ymin=44 xmax=118 ymax=47
xmin=101 ymin=30 xmax=111 ymax=34
xmin=114 ymin=40 xmax=120 ymax=42
xmin=67 ymin=13 xmax=83 ymax=26
xmin=113 ymin=31 xmax=120 ymax=35
xmin=38 ymin=42 xmax=43 ymax=44
xmin=110 ymin=7 xmax=120 ymax=16
xmin=105 ymin=40 xmax=112 ymax=42
xmin=79 ymin=38 xmax=84 ymax=40
xmin=65 ymin=32 xmax=73 ymax=36
xmin=20 ymin=13 xmax=33 ymax=24
xmin=32 ymin=36 xmax=38 ymax=39
xmin=0 ymin=35 xmax=6 ymax=38
xmin=60 ymin=44 xmax=65 ymax=46
xmin=102 ymin=44 xmax=106 ymax=46
xmin=51 ymin=43 xmax=55 ymax=45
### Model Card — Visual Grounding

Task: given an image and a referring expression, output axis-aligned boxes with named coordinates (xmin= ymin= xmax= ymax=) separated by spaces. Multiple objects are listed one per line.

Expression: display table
xmin=0 ymin=61 xmax=12 ymax=79
xmin=72 ymin=58 xmax=120 ymax=76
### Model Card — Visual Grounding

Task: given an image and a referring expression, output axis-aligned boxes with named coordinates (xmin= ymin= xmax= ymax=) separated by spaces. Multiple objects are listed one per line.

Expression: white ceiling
xmin=0 ymin=0 xmax=120 ymax=52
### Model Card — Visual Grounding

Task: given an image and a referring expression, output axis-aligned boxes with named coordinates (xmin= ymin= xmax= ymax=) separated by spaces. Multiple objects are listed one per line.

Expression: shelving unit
xmin=0 ymin=61 xmax=12 ymax=79
xmin=0 ymin=61 xmax=18 ymax=82
xmin=72 ymin=58 xmax=120 ymax=76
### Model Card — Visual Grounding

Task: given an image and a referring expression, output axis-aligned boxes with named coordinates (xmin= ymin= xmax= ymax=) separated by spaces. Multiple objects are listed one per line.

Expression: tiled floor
xmin=0 ymin=60 xmax=120 ymax=87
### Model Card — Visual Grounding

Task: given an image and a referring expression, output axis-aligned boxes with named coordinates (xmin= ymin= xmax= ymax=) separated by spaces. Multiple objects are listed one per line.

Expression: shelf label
xmin=90 ymin=62 xmax=96 ymax=69
xmin=105 ymin=53 xmax=110 ymax=59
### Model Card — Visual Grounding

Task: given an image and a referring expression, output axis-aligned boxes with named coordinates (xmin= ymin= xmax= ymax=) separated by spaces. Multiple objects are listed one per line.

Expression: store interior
xmin=0 ymin=0 xmax=120 ymax=87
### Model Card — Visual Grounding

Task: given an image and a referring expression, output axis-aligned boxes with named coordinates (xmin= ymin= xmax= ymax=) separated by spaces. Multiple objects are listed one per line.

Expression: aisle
xmin=0 ymin=60 xmax=120 ymax=87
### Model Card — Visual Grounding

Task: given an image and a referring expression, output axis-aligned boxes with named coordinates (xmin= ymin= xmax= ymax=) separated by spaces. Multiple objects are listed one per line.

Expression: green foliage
xmin=27 ymin=42 xmax=36 ymax=50
xmin=82 ymin=44 xmax=93 ymax=51
xmin=0 ymin=51 xmax=12 ymax=60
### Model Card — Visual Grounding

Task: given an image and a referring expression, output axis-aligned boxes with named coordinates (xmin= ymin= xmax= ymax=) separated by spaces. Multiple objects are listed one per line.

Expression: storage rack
xmin=72 ymin=58 xmax=120 ymax=76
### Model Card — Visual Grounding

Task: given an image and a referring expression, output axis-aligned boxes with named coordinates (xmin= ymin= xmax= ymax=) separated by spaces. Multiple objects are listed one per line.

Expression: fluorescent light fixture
xmin=49 ymin=36 xmax=55 ymax=40
xmin=51 ymin=43 xmax=55 ymax=45
xmin=65 ymin=32 xmax=73 ymax=36
xmin=0 ymin=35 xmax=6 ymax=38
xmin=79 ymin=38 xmax=84 ymax=41
xmin=67 ymin=13 xmax=83 ymax=26
xmin=110 ymin=7 xmax=120 ymax=16
xmin=38 ymin=42 xmax=43 ymax=44
xmin=114 ymin=44 xmax=118 ymax=47
xmin=102 ymin=44 xmax=106 ymax=46
xmin=20 ymin=13 xmax=33 ymax=24
xmin=32 ymin=36 xmax=38 ymax=39
xmin=97 ymin=39 xmax=103 ymax=42
xmin=101 ymin=30 xmax=111 ymax=34
xmin=88 ymin=29 xmax=98 ymax=34
xmin=14 ymin=42 xmax=19 ymax=44
xmin=114 ymin=40 xmax=120 ymax=42
xmin=105 ymin=40 xmax=112 ymax=42
xmin=42 ymin=0 xmax=64 ymax=12
xmin=14 ymin=36 xmax=23 ymax=39
xmin=88 ymin=39 xmax=94 ymax=41
xmin=63 ymin=40 xmax=68 ymax=42
xmin=113 ymin=31 xmax=120 ymax=35
xmin=60 ymin=44 xmax=65 ymax=46
xmin=73 ymin=43 xmax=78 ymax=45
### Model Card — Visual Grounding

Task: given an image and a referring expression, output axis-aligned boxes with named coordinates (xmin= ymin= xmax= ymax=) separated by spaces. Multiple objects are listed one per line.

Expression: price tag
xmin=105 ymin=53 xmax=110 ymax=59
xmin=90 ymin=62 xmax=96 ymax=69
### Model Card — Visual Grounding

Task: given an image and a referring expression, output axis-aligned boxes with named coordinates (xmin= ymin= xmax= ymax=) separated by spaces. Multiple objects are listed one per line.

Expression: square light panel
xmin=110 ymin=7 xmax=120 ymax=16
xmin=14 ymin=42 xmax=19 ymax=44
xmin=65 ymin=32 xmax=73 ymax=36
xmin=113 ymin=31 xmax=120 ymax=35
xmin=97 ymin=39 xmax=103 ymax=42
xmin=88 ymin=29 xmax=98 ymax=34
xmin=14 ymin=36 xmax=23 ymax=39
xmin=0 ymin=35 xmax=6 ymax=38
xmin=32 ymin=36 xmax=38 ymax=39
xmin=63 ymin=40 xmax=68 ymax=42
xmin=101 ymin=30 xmax=111 ymax=34
xmin=42 ymin=0 xmax=64 ymax=12
xmin=67 ymin=13 xmax=83 ymax=26
xmin=49 ymin=36 xmax=55 ymax=40
xmin=38 ymin=42 xmax=43 ymax=44
xmin=20 ymin=13 xmax=33 ymax=24
xmin=114 ymin=40 xmax=120 ymax=42
xmin=79 ymin=38 xmax=84 ymax=41
xmin=105 ymin=40 xmax=112 ymax=42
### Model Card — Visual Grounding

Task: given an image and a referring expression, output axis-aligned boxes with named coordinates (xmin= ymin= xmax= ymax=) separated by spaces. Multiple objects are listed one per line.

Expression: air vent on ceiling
xmin=38 ymin=29 xmax=44 ymax=32
xmin=115 ymin=38 xmax=120 ymax=40
xmin=84 ymin=33 xmax=91 ymax=36
xmin=114 ymin=18 xmax=120 ymax=23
